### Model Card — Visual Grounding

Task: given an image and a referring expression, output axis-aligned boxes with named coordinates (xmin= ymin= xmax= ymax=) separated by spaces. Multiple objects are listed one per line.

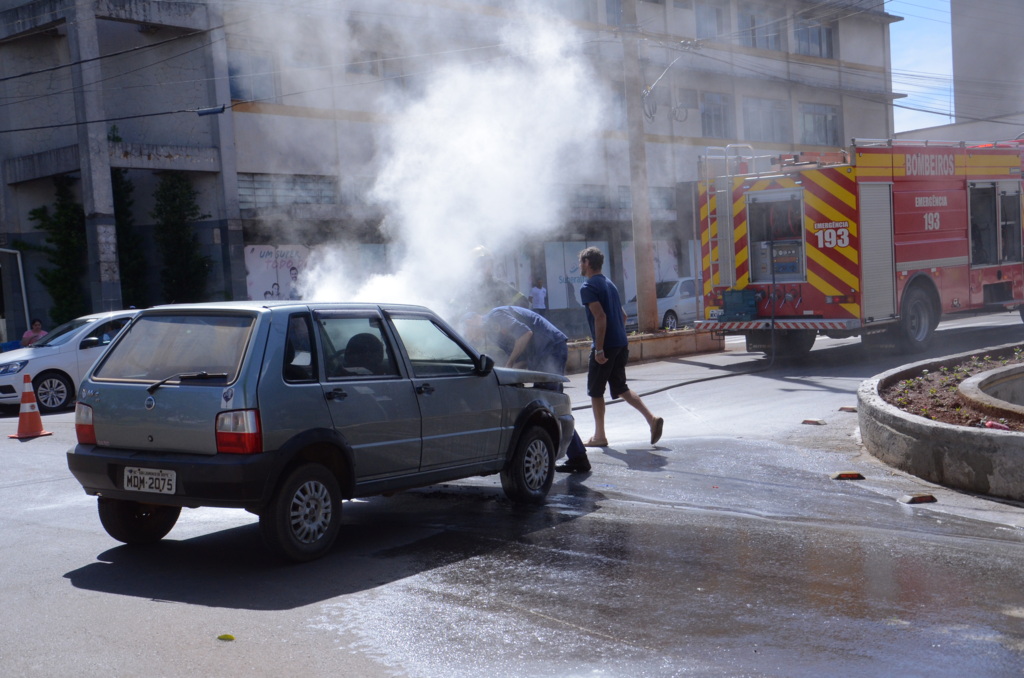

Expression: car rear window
xmin=92 ymin=314 xmax=255 ymax=383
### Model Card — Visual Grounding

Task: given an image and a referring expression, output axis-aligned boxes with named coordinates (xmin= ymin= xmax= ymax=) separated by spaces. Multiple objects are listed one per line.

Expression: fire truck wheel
xmin=898 ymin=286 xmax=935 ymax=353
xmin=784 ymin=329 xmax=817 ymax=356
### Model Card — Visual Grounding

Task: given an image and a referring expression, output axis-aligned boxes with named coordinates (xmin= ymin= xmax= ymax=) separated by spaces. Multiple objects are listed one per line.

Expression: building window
xmin=701 ymin=92 xmax=734 ymax=139
xmin=650 ymin=187 xmax=676 ymax=211
xmin=346 ymin=50 xmax=381 ymax=76
xmin=228 ymin=49 xmax=277 ymax=102
xmin=237 ymin=174 xmax=337 ymax=209
xmin=614 ymin=186 xmax=674 ymax=210
xmin=795 ymin=19 xmax=834 ymax=58
xmin=800 ymin=103 xmax=840 ymax=146
xmin=380 ymin=54 xmax=412 ymax=90
xmin=743 ymin=97 xmax=790 ymax=143
xmin=618 ymin=186 xmax=632 ymax=210
xmin=606 ymin=0 xmax=622 ymax=26
xmin=609 ymin=86 xmax=627 ymax=130
xmin=551 ymin=0 xmax=598 ymax=22
xmin=695 ymin=1 xmax=728 ymax=40
xmin=737 ymin=4 xmax=783 ymax=51
xmin=572 ymin=185 xmax=609 ymax=210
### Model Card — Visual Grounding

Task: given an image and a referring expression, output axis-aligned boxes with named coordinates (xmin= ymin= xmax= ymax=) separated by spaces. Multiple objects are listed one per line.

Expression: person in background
xmin=21 ymin=318 xmax=47 ymax=347
xmin=530 ymin=278 xmax=548 ymax=318
xmin=463 ymin=305 xmax=590 ymax=473
xmin=577 ymin=246 xmax=664 ymax=452
xmin=288 ymin=266 xmax=302 ymax=300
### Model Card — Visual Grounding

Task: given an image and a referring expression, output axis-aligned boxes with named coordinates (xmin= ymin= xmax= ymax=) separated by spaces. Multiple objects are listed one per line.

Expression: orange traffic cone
xmin=9 ymin=374 xmax=52 ymax=439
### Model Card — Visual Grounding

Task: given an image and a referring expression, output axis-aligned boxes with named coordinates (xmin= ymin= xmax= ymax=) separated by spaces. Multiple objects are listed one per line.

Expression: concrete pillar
xmin=206 ymin=5 xmax=246 ymax=301
xmin=66 ymin=6 xmax=122 ymax=311
xmin=621 ymin=0 xmax=657 ymax=332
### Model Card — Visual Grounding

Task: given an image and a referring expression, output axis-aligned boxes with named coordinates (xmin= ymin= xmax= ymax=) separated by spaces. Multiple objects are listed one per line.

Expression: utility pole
xmin=67 ymin=4 xmax=123 ymax=312
xmin=621 ymin=0 xmax=658 ymax=333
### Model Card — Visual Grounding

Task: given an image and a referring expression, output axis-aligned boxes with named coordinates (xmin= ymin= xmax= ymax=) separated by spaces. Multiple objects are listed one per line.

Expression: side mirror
xmin=475 ymin=354 xmax=494 ymax=376
xmin=79 ymin=337 xmax=100 ymax=350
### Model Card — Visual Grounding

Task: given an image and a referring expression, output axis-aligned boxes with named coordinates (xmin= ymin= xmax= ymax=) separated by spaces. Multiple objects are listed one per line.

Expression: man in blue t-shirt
xmin=575 ymin=246 xmax=664 ymax=465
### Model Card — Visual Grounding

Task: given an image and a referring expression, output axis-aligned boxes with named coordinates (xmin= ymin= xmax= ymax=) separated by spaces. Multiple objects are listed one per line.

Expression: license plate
xmin=123 ymin=467 xmax=176 ymax=495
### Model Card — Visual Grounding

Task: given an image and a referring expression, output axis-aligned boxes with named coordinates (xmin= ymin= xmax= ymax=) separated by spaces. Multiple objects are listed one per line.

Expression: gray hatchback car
xmin=66 ymin=302 xmax=574 ymax=561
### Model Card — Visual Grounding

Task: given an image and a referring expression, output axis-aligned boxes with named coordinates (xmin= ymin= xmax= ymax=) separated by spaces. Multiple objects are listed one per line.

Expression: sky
xmin=887 ymin=0 xmax=954 ymax=132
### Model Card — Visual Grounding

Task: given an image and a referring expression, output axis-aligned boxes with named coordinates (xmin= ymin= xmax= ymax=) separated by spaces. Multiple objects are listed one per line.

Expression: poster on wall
xmin=245 ymin=245 xmax=311 ymax=301
xmin=620 ymin=240 xmax=682 ymax=303
xmin=543 ymin=241 xmax=609 ymax=310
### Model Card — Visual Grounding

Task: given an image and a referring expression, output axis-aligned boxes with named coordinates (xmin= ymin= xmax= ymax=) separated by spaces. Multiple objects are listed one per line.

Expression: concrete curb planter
xmin=959 ymin=364 xmax=1024 ymax=421
xmin=857 ymin=342 xmax=1024 ymax=502
xmin=566 ymin=329 xmax=723 ymax=374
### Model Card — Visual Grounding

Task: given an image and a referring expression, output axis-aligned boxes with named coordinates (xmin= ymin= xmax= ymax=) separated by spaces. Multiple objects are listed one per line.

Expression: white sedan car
xmin=0 ymin=310 xmax=136 ymax=412
xmin=624 ymin=277 xmax=698 ymax=331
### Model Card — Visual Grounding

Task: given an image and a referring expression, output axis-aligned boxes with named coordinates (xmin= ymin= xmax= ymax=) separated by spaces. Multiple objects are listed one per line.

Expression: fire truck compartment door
xmin=859 ymin=183 xmax=896 ymax=321
xmin=714 ymin=177 xmax=737 ymax=287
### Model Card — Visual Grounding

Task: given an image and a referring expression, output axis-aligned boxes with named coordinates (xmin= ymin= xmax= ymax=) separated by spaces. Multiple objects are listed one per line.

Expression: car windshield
xmin=92 ymin=314 xmax=255 ymax=383
xmin=33 ymin=318 xmax=94 ymax=347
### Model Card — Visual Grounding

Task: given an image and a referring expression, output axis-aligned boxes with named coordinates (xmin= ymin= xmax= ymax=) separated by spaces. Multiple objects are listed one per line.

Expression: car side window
xmin=283 ymin=314 xmax=316 ymax=382
xmin=317 ymin=315 xmax=398 ymax=379
xmin=390 ymin=316 xmax=475 ymax=378
xmin=681 ymin=280 xmax=696 ymax=297
xmin=83 ymin=318 xmax=129 ymax=347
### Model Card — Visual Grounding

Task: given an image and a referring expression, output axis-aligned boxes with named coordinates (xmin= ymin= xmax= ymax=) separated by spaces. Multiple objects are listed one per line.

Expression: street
xmin=2 ymin=313 xmax=1024 ymax=677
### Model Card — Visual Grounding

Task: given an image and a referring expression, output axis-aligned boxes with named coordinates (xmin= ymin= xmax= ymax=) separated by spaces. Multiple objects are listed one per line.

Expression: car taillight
xmin=216 ymin=409 xmax=262 ymax=454
xmin=75 ymin=402 xmax=97 ymax=445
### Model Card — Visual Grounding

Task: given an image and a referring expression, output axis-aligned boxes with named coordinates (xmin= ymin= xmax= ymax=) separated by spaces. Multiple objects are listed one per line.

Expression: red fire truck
xmin=695 ymin=139 xmax=1024 ymax=356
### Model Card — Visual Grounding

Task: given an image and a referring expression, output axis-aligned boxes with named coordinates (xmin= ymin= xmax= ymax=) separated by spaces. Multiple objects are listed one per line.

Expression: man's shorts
xmin=587 ymin=345 xmax=629 ymax=399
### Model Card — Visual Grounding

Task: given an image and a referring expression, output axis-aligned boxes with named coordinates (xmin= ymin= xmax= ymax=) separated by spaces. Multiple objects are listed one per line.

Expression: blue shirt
xmin=483 ymin=306 xmax=567 ymax=370
xmin=580 ymin=274 xmax=628 ymax=349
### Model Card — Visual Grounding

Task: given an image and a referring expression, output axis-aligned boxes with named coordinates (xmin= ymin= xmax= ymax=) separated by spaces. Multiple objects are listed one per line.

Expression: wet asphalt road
xmin=2 ymin=314 xmax=1024 ymax=676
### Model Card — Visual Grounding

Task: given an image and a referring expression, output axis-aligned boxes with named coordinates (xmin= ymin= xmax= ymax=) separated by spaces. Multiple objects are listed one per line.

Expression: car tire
xmin=34 ymin=371 xmax=73 ymax=413
xmin=97 ymin=498 xmax=180 ymax=544
xmin=662 ymin=311 xmax=678 ymax=330
xmin=500 ymin=426 xmax=554 ymax=505
xmin=260 ymin=463 xmax=341 ymax=562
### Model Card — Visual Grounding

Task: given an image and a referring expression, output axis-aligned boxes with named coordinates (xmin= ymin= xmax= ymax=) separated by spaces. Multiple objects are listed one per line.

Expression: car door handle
xmin=326 ymin=387 xmax=348 ymax=401
xmin=416 ymin=383 xmax=435 ymax=395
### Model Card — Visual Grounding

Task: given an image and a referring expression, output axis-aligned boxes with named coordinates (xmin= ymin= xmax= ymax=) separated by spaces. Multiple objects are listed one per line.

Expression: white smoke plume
xmin=303 ymin=6 xmax=608 ymax=320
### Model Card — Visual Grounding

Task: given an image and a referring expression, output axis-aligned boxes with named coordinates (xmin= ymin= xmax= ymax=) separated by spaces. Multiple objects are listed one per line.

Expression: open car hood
xmin=493 ymin=366 xmax=568 ymax=387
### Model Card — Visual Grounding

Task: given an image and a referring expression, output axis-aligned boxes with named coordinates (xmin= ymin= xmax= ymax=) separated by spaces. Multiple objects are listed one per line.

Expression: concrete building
xmin=898 ymin=0 xmax=1024 ymax=143
xmin=0 ymin=0 xmax=899 ymax=339
xmin=951 ymin=0 xmax=1024 ymax=129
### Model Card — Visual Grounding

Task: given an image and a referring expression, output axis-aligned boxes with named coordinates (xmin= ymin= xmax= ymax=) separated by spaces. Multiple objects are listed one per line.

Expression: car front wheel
xmin=501 ymin=426 xmax=554 ymax=505
xmin=260 ymin=463 xmax=342 ymax=562
xmin=34 ymin=371 xmax=73 ymax=413
xmin=97 ymin=498 xmax=180 ymax=544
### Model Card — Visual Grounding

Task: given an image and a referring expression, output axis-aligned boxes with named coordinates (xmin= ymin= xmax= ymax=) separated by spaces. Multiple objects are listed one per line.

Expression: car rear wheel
xmin=501 ymin=426 xmax=554 ymax=505
xmin=662 ymin=311 xmax=678 ymax=330
xmin=97 ymin=498 xmax=180 ymax=544
xmin=34 ymin=371 xmax=73 ymax=413
xmin=260 ymin=463 xmax=341 ymax=562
